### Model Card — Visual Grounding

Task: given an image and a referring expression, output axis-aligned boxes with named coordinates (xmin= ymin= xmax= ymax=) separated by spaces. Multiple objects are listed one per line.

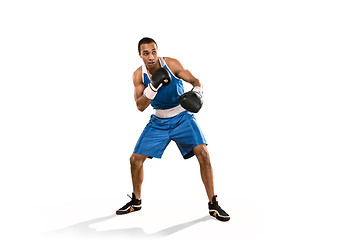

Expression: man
xmin=116 ymin=37 xmax=230 ymax=222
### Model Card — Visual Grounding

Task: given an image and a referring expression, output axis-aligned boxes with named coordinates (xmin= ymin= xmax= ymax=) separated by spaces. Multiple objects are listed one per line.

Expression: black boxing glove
xmin=179 ymin=86 xmax=203 ymax=113
xmin=144 ymin=68 xmax=172 ymax=99
xmin=151 ymin=67 xmax=171 ymax=87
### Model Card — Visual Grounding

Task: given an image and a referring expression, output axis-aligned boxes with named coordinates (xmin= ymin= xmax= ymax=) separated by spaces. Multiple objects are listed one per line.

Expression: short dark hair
xmin=138 ymin=37 xmax=157 ymax=54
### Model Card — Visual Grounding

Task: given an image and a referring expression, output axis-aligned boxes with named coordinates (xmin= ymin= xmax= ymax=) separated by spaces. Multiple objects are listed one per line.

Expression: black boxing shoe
xmin=116 ymin=193 xmax=142 ymax=215
xmin=208 ymin=195 xmax=230 ymax=222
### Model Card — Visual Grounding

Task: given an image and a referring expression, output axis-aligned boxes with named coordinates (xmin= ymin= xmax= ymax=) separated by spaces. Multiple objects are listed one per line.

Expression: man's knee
xmin=130 ymin=153 xmax=147 ymax=167
xmin=194 ymin=144 xmax=210 ymax=165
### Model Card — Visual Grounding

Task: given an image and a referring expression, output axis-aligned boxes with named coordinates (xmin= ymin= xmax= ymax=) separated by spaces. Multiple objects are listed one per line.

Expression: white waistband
xmin=154 ymin=105 xmax=186 ymax=118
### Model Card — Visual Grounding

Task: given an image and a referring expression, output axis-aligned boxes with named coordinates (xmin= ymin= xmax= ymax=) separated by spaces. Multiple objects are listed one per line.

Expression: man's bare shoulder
xmin=133 ymin=66 xmax=142 ymax=77
xmin=133 ymin=66 xmax=143 ymax=85
xmin=163 ymin=57 xmax=181 ymax=66
xmin=163 ymin=57 xmax=183 ymax=74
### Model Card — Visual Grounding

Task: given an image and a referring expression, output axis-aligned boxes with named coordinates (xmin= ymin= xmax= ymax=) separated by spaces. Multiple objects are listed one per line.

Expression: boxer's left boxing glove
xmin=179 ymin=86 xmax=203 ymax=113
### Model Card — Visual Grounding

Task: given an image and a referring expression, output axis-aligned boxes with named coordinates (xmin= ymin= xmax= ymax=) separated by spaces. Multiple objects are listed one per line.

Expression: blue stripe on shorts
xmin=133 ymin=111 xmax=207 ymax=159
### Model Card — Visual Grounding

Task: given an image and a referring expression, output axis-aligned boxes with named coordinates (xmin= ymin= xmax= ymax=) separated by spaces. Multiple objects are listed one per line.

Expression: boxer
xmin=116 ymin=37 xmax=230 ymax=222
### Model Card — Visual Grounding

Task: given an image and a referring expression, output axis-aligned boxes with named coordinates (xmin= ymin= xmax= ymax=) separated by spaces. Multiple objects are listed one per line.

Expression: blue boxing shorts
xmin=133 ymin=111 xmax=207 ymax=159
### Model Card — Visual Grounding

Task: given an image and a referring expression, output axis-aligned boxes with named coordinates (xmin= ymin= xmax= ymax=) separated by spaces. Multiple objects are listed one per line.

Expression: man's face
xmin=139 ymin=43 xmax=158 ymax=69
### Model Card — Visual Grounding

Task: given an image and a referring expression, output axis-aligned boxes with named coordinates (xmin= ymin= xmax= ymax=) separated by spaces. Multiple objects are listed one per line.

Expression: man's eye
xmin=152 ymin=51 xmax=156 ymax=54
xmin=144 ymin=53 xmax=148 ymax=56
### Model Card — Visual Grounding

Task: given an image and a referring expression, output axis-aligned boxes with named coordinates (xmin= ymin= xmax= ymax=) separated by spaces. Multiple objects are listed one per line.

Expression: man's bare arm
xmin=165 ymin=57 xmax=202 ymax=88
xmin=133 ymin=68 xmax=151 ymax=112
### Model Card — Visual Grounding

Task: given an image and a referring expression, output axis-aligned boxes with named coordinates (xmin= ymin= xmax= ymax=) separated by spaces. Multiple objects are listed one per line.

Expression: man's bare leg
xmin=130 ymin=153 xmax=147 ymax=199
xmin=193 ymin=144 xmax=230 ymax=221
xmin=116 ymin=153 xmax=147 ymax=215
xmin=193 ymin=144 xmax=215 ymax=202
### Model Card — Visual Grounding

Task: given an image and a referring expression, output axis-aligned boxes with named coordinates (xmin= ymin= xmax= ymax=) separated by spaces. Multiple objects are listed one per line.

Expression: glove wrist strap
xmin=144 ymin=83 xmax=157 ymax=99
xmin=192 ymin=86 xmax=203 ymax=97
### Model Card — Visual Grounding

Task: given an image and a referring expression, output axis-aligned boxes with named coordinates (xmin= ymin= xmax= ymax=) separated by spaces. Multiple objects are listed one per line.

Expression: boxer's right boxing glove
xmin=144 ymin=68 xmax=172 ymax=99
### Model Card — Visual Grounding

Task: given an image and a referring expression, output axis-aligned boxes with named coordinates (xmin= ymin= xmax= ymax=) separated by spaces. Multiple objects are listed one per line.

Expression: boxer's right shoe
xmin=116 ymin=193 xmax=142 ymax=215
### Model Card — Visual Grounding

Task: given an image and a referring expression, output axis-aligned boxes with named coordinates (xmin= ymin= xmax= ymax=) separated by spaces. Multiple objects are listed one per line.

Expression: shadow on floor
xmin=43 ymin=214 xmax=213 ymax=238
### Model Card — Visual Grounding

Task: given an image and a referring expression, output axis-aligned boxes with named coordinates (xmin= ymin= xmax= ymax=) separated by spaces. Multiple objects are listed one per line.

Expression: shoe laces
xmin=213 ymin=201 xmax=222 ymax=209
xmin=127 ymin=193 xmax=140 ymax=201
xmin=211 ymin=196 xmax=224 ymax=210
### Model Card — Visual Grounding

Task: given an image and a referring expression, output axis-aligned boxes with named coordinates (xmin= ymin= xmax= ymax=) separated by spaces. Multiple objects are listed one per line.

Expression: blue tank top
xmin=142 ymin=57 xmax=184 ymax=110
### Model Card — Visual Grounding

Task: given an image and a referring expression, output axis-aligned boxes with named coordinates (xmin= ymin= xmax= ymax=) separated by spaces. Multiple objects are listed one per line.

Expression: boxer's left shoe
xmin=208 ymin=195 xmax=230 ymax=222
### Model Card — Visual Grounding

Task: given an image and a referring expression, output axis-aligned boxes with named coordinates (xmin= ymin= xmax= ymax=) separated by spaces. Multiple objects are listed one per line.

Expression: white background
xmin=1 ymin=0 xmax=359 ymax=239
